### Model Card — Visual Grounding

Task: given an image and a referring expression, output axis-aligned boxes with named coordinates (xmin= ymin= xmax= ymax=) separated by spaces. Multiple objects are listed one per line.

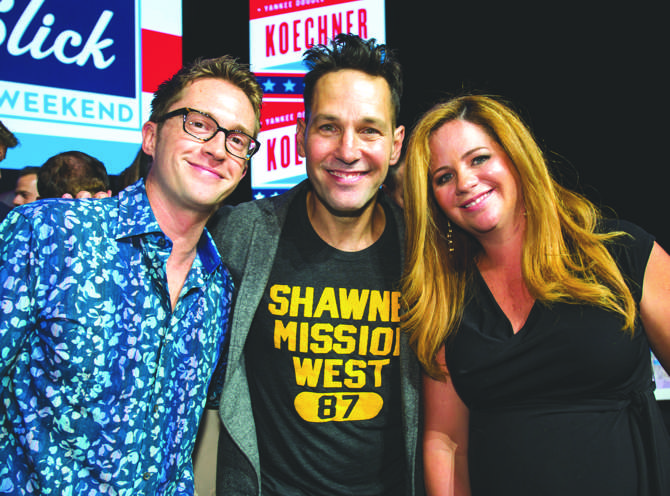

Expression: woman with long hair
xmin=403 ymin=95 xmax=670 ymax=495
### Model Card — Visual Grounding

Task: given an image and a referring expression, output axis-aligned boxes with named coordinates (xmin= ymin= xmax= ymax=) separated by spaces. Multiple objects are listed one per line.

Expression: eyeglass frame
xmin=156 ymin=107 xmax=260 ymax=161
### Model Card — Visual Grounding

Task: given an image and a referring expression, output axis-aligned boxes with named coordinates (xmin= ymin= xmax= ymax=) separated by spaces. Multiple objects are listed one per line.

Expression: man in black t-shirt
xmin=210 ymin=34 xmax=424 ymax=496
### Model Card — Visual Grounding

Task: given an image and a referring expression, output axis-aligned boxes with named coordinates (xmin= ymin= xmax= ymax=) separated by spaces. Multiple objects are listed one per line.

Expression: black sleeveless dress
xmin=445 ymin=220 xmax=670 ymax=495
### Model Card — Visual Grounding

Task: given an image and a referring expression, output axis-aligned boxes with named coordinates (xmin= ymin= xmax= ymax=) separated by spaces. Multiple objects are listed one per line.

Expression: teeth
xmin=463 ymin=191 xmax=491 ymax=208
xmin=331 ymin=170 xmax=363 ymax=179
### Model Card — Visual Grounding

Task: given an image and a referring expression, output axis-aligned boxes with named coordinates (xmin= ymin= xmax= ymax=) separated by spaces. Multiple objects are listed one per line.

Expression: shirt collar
xmin=197 ymin=229 xmax=222 ymax=274
xmin=115 ymin=179 xmax=162 ymax=240
xmin=116 ymin=179 xmax=222 ymax=275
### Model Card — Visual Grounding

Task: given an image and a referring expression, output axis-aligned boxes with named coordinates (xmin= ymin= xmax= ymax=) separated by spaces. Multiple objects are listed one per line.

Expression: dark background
xmin=184 ymin=2 xmax=669 ymax=249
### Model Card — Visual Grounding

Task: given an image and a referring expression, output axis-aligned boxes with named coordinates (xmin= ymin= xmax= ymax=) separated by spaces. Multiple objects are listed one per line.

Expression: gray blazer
xmin=210 ymin=181 xmax=424 ymax=495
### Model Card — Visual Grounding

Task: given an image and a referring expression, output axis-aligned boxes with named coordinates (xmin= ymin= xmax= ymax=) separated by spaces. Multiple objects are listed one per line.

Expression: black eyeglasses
xmin=158 ymin=107 xmax=260 ymax=160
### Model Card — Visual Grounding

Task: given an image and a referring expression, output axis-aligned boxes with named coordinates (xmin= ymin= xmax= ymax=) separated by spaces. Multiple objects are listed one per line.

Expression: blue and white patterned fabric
xmin=0 ymin=180 xmax=232 ymax=496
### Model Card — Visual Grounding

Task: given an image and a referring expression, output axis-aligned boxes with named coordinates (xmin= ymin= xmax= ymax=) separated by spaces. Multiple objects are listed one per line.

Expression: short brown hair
xmin=149 ymin=55 xmax=263 ymax=136
xmin=0 ymin=120 xmax=18 ymax=148
xmin=38 ymin=151 xmax=110 ymax=198
xmin=302 ymin=34 xmax=403 ymax=126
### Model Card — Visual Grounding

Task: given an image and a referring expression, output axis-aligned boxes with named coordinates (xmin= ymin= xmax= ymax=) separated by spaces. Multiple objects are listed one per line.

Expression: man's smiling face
xmin=297 ymin=69 xmax=404 ymax=217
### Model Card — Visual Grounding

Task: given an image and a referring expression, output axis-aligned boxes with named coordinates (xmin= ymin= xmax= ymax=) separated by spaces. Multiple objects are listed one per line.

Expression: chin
xmin=321 ymin=200 xmax=367 ymax=217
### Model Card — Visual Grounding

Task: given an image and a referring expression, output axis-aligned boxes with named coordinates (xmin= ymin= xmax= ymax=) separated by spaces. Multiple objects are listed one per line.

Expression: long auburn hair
xmin=402 ymin=95 xmax=636 ymax=378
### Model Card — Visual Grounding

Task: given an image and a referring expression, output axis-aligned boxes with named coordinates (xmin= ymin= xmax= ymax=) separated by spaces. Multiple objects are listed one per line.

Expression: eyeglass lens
xmin=184 ymin=111 xmax=257 ymax=158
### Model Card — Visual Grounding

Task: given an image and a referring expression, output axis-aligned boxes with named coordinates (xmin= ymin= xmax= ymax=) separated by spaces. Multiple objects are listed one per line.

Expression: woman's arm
xmin=423 ymin=345 xmax=471 ymax=496
xmin=639 ymin=241 xmax=670 ymax=373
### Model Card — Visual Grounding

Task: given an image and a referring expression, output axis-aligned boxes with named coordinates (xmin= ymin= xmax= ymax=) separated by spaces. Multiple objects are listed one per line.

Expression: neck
xmin=306 ymin=190 xmax=386 ymax=252
xmin=145 ymin=178 xmax=212 ymax=309
xmin=145 ymin=177 xmax=211 ymax=255
xmin=476 ymin=222 xmax=525 ymax=273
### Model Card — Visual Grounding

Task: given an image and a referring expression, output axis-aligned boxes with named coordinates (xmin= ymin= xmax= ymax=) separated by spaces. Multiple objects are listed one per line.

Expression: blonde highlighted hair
xmin=402 ymin=95 xmax=636 ymax=378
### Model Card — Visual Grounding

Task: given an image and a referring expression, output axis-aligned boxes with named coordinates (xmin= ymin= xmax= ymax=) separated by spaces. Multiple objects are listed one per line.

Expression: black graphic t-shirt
xmin=245 ymin=191 xmax=405 ymax=496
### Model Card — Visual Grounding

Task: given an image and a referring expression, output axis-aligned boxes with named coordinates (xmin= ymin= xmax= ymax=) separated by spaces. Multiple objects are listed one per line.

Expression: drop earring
xmin=447 ymin=220 xmax=455 ymax=253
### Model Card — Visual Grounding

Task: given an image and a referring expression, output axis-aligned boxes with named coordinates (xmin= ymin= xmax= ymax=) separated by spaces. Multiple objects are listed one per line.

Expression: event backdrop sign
xmin=0 ymin=0 xmax=182 ymax=175
xmin=249 ymin=0 xmax=385 ymax=199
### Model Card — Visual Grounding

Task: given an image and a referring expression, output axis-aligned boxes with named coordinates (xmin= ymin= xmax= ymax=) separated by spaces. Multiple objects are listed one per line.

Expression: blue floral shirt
xmin=0 ymin=181 xmax=232 ymax=496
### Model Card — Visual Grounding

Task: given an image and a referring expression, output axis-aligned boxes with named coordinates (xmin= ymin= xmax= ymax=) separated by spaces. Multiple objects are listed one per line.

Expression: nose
xmin=201 ymin=129 xmax=229 ymax=161
xmin=335 ymin=128 xmax=361 ymax=164
xmin=456 ymin=168 xmax=478 ymax=192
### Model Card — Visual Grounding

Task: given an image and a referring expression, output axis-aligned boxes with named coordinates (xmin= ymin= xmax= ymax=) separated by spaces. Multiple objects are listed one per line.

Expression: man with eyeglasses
xmin=209 ymin=34 xmax=424 ymax=496
xmin=0 ymin=55 xmax=262 ymax=496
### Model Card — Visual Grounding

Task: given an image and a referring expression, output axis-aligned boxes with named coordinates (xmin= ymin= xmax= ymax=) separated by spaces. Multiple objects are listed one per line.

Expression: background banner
xmin=0 ymin=0 xmax=182 ymax=175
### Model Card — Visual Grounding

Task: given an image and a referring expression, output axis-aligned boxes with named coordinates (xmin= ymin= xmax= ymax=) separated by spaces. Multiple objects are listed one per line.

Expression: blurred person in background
xmin=12 ymin=166 xmax=39 ymax=206
xmin=0 ymin=120 xmax=19 ymax=220
xmin=37 ymin=150 xmax=112 ymax=199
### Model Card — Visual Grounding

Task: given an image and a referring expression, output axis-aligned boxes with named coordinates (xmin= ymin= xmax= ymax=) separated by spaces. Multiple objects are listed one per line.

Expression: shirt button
xmin=142 ymin=472 xmax=152 ymax=481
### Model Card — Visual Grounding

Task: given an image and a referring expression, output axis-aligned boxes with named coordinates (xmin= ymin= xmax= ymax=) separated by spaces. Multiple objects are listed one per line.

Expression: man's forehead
xmin=314 ymin=69 xmax=391 ymax=93
xmin=309 ymin=70 xmax=394 ymax=121
xmin=17 ymin=173 xmax=37 ymax=184
xmin=177 ymin=78 xmax=255 ymax=130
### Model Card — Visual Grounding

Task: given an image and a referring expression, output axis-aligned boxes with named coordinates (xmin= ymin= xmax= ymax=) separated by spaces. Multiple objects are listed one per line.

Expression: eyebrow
xmin=312 ymin=113 xmax=387 ymax=127
xmin=431 ymin=146 xmax=489 ymax=174
xmin=461 ymin=146 xmax=488 ymax=160
xmin=228 ymin=122 xmax=255 ymax=136
xmin=195 ymin=107 xmax=255 ymax=136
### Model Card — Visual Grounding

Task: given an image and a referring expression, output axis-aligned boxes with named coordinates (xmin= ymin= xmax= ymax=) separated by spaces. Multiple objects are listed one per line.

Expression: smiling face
xmin=297 ymin=69 xmax=404 ymax=218
xmin=429 ymin=119 xmax=526 ymax=244
xmin=142 ymin=77 xmax=255 ymax=217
